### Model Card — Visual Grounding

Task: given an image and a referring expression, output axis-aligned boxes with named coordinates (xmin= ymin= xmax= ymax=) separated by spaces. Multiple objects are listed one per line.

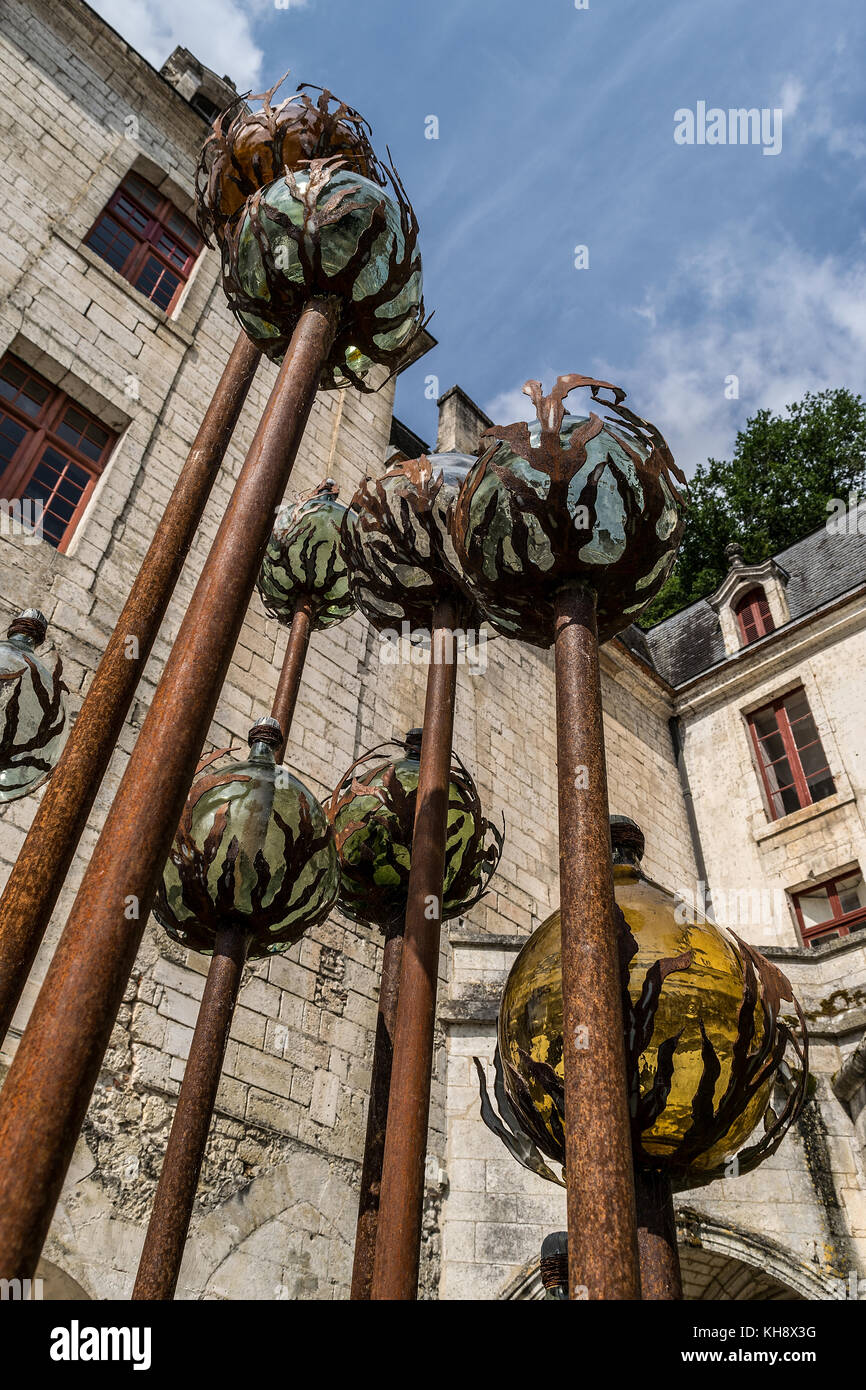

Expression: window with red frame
xmin=747 ymin=687 xmax=835 ymax=820
xmin=734 ymin=586 xmax=775 ymax=645
xmin=0 ymin=354 xmax=116 ymax=551
xmin=85 ymin=171 xmax=202 ymax=313
xmin=792 ymin=869 xmax=866 ymax=947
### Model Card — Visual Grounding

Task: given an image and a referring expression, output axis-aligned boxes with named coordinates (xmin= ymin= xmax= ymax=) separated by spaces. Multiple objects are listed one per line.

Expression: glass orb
xmin=327 ymin=731 xmax=502 ymax=932
xmin=452 ymin=379 xmax=688 ymax=647
xmin=231 ymin=168 xmax=423 ymax=382
xmin=345 ymin=452 xmax=481 ymax=632
xmin=498 ymin=819 xmax=798 ymax=1186
xmin=155 ymin=720 xmax=339 ymax=959
xmin=258 ymin=480 xmax=357 ymax=630
xmin=0 ymin=610 xmax=68 ymax=803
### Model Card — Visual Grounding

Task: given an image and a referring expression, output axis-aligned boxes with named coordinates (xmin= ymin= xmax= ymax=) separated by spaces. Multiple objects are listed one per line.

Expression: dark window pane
xmin=837 ymin=873 xmax=865 ymax=916
xmin=806 ymin=772 xmax=835 ymax=803
xmin=124 ymin=174 xmax=162 ymax=212
xmin=87 ymin=214 xmax=137 ymax=272
xmin=134 ymin=255 xmax=181 ymax=310
xmin=47 ymin=492 xmax=77 ymax=524
xmin=0 ymin=412 xmax=28 ymax=467
xmin=799 ymin=741 xmax=830 ymax=780
xmin=114 ymin=193 xmax=151 ymax=234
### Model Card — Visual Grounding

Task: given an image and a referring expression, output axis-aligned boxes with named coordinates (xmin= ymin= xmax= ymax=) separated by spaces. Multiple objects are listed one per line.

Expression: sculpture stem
xmin=635 ymin=1165 xmax=683 ymax=1300
xmin=371 ymin=596 xmax=458 ymax=1300
xmin=0 ymin=298 xmax=339 ymax=1280
xmin=133 ymin=925 xmax=250 ymax=1300
xmin=553 ymin=583 xmax=640 ymax=1299
xmin=0 ymin=331 xmax=261 ymax=1044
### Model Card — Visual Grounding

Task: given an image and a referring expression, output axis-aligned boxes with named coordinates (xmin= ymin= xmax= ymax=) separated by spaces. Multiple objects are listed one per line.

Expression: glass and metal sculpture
xmin=327 ymin=726 xmax=501 ymax=1298
xmin=154 ymin=718 xmax=338 ymax=958
xmin=258 ymin=477 xmax=357 ymax=632
xmin=220 ymin=159 xmax=425 ymax=388
xmin=477 ymin=815 xmax=809 ymax=1297
xmin=0 ymin=82 xmax=424 ymax=1284
xmin=452 ymin=374 xmax=688 ymax=1299
xmin=452 ymin=374 xmax=687 ymax=647
xmin=327 ymin=728 xmax=502 ymax=931
xmin=196 ymin=76 xmax=384 ymax=248
xmin=0 ymin=609 xmax=67 ymax=804
xmin=343 ymin=450 xmax=492 ymax=1298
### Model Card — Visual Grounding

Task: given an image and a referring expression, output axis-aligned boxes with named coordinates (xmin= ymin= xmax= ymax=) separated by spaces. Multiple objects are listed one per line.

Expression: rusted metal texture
xmin=0 ymin=331 xmax=261 ymax=1043
xmin=634 ymin=1165 xmax=683 ymax=1300
xmin=271 ymin=596 xmax=313 ymax=761
xmin=350 ymin=922 xmax=403 ymax=1300
xmin=132 ymin=924 xmax=250 ymax=1300
xmin=221 ymin=155 xmax=427 ymax=390
xmin=0 ymin=297 xmax=338 ymax=1279
xmin=196 ymin=75 xmax=385 ymax=248
xmin=553 ymin=583 xmax=640 ymax=1300
xmin=370 ymin=595 xmax=458 ymax=1300
xmin=451 ymin=374 xmax=688 ymax=647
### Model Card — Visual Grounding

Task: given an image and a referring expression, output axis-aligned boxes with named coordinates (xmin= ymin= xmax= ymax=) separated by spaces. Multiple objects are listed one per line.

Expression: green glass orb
xmin=497 ymin=817 xmax=805 ymax=1188
xmin=326 ymin=731 xmax=502 ymax=931
xmin=230 ymin=167 xmax=423 ymax=384
xmin=0 ymin=610 xmax=68 ymax=803
xmin=258 ymin=480 xmax=357 ymax=630
xmin=155 ymin=720 xmax=339 ymax=959
xmin=452 ymin=377 xmax=688 ymax=647
xmin=344 ymin=452 xmax=482 ymax=632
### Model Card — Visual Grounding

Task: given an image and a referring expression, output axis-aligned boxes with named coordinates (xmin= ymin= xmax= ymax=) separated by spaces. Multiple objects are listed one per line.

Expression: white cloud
xmin=608 ymin=239 xmax=866 ymax=472
xmin=485 ymin=239 xmax=866 ymax=476
xmin=90 ymin=0 xmax=267 ymax=91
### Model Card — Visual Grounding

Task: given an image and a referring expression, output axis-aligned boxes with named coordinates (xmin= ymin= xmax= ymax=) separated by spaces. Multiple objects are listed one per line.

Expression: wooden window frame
xmin=0 ymin=355 xmax=117 ymax=552
xmin=792 ymin=869 xmax=866 ymax=947
xmin=84 ymin=173 xmax=202 ymax=315
xmin=747 ymin=688 xmax=835 ymax=820
xmin=734 ymin=585 xmax=775 ymax=645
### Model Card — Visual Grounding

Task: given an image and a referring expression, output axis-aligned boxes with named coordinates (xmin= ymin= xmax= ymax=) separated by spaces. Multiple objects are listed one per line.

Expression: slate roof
xmin=638 ymin=509 xmax=866 ymax=688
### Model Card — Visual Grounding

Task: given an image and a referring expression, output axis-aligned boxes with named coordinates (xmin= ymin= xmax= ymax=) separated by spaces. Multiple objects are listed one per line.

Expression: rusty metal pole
xmin=0 ymin=331 xmax=261 ymax=1043
xmin=271 ymin=596 xmax=313 ymax=762
xmin=635 ymin=1165 xmax=683 ymax=1300
xmin=553 ymin=583 xmax=641 ymax=1300
xmin=134 ymin=603 xmax=312 ymax=1300
xmin=132 ymin=924 xmax=250 ymax=1300
xmin=0 ymin=297 xmax=339 ymax=1280
xmin=370 ymin=596 xmax=458 ymax=1300
xmin=350 ymin=922 xmax=403 ymax=1299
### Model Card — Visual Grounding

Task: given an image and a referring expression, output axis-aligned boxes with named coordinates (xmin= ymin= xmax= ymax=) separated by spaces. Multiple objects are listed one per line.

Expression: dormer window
xmin=734 ymin=586 xmax=775 ymax=646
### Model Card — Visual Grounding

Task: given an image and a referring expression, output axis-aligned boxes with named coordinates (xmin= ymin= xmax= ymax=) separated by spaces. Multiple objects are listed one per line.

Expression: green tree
xmin=639 ymin=387 xmax=866 ymax=628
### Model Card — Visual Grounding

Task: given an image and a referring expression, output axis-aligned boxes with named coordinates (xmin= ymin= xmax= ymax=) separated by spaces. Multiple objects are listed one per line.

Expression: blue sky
xmin=94 ymin=0 xmax=866 ymax=474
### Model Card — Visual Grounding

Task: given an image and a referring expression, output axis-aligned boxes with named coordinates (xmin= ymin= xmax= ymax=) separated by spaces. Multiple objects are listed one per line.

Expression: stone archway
xmin=679 ymin=1246 xmax=802 ymax=1300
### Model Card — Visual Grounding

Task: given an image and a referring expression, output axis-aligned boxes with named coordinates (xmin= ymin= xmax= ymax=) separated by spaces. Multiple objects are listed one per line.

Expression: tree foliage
xmin=639 ymin=388 xmax=866 ymax=628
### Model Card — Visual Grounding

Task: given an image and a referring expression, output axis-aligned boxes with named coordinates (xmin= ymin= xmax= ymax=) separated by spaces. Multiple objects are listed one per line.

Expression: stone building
xmin=0 ymin=0 xmax=864 ymax=1301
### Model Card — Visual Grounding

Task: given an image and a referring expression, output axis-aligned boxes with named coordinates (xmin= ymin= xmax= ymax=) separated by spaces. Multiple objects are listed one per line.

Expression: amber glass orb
xmin=0 ymin=610 xmax=68 ymax=802
xmin=499 ymin=822 xmax=783 ymax=1185
xmin=155 ymin=719 xmax=338 ymax=959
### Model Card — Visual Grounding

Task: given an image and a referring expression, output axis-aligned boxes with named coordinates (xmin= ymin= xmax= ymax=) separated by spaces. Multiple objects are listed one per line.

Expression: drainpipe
xmin=668 ymin=715 xmax=713 ymax=920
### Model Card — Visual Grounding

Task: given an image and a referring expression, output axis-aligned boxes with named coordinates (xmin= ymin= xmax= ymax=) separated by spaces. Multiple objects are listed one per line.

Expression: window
xmin=748 ymin=687 xmax=835 ymax=819
xmin=792 ymin=869 xmax=866 ymax=947
xmin=85 ymin=172 xmax=202 ymax=313
xmin=735 ymin=586 xmax=775 ymax=645
xmin=0 ymin=354 xmax=116 ymax=550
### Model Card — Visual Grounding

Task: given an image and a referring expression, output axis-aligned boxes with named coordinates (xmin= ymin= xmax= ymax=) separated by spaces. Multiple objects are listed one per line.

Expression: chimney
xmin=436 ymin=385 xmax=492 ymax=456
